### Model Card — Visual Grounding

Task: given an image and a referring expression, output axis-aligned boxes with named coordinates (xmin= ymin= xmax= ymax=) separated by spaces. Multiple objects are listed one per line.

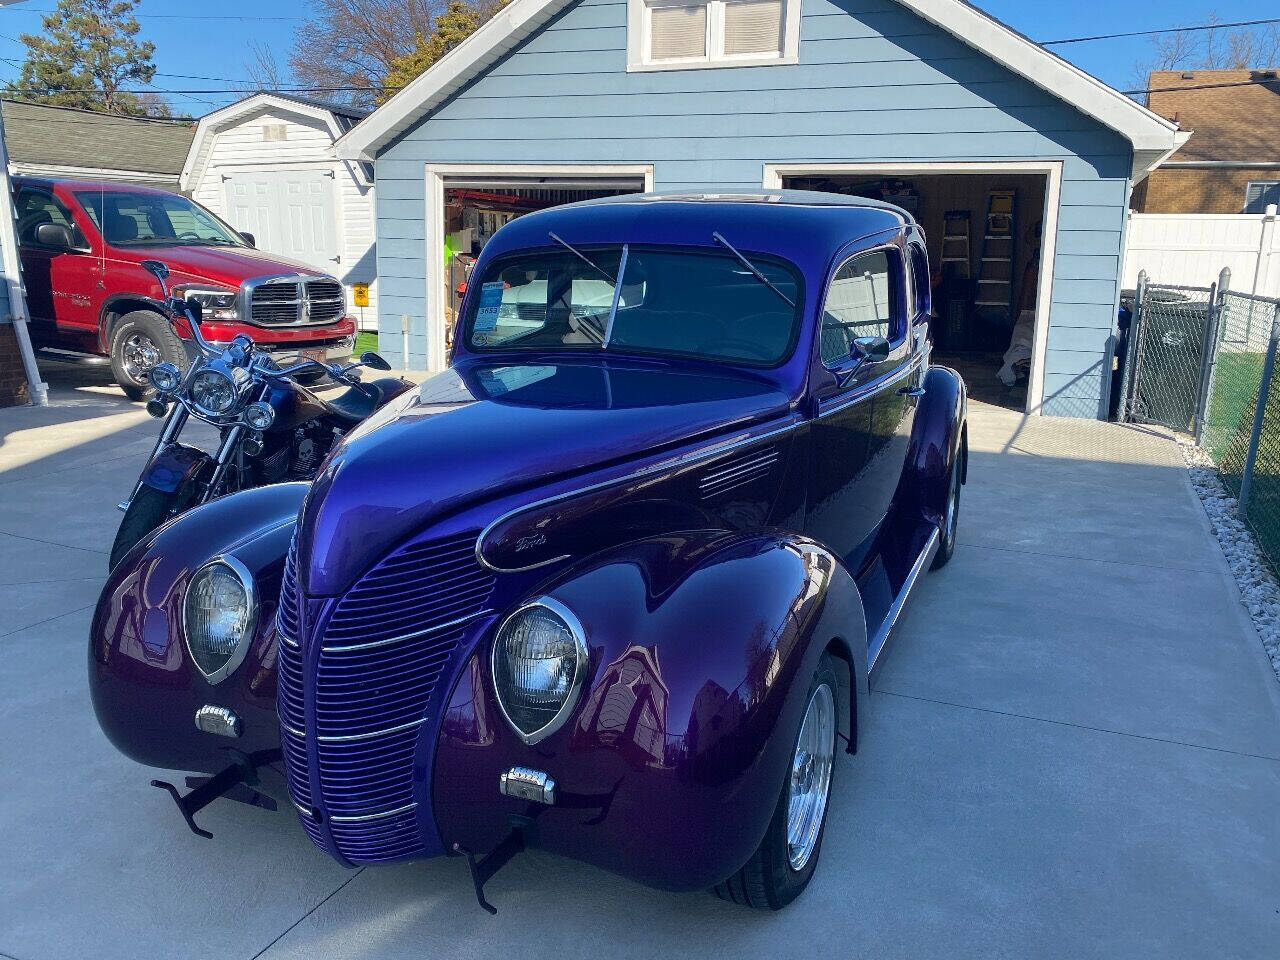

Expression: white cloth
xmin=998 ymin=310 xmax=1036 ymax=386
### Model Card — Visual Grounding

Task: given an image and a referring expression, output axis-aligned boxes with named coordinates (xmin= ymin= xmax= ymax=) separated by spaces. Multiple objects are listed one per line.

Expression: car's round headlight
xmin=189 ymin=368 xmax=237 ymax=415
xmin=492 ymin=599 xmax=587 ymax=743
xmin=184 ymin=557 xmax=257 ymax=683
xmin=149 ymin=362 xmax=181 ymax=393
xmin=244 ymin=401 xmax=275 ymax=431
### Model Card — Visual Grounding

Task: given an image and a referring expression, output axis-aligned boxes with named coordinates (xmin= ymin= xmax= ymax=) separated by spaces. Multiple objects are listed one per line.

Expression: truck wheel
xmin=930 ymin=446 xmax=964 ymax=570
xmin=714 ymin=654 xmax=838 ymax=910
xmin=109 ymin=311 xmax=186 ymax=402
xmin=109 ymin=484 xmax=182 ymax=571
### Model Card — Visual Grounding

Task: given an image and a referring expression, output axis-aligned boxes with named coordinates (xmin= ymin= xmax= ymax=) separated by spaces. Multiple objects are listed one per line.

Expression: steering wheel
xmin=697 ymin=337 xmax=774 ymax=361
xmin=176 ymin=231 xmax=201 ymax=240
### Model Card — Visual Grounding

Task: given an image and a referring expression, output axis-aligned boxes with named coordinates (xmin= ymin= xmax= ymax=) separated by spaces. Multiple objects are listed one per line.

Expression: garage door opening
xmin=424 ymin=165 xmax=652 ymax=370
xmin=768 ymin=164 xmax=1060 ymax=414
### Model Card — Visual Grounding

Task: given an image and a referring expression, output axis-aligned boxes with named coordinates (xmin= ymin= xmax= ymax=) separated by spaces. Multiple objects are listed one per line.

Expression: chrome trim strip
xmin=868 ymin=527 xmax=940 ymax=672
xmin=702 ymin=474 xmax=766 ymax=499
xmin=321 ymin=609 xmax=495 ymax=653
xmin=278 ymin=718 xmax=306 ymax=740
xmin=818 ymin=358 xmax=920 ymax=419
xmin=476 ymin=418 xmax=802 ymax=573
xmin=292 ymin=799 xmax=314 ymax=818
xmin=278 ymin=629 xmax=300 ymax=650
xmin=698 ymin=453 xmax=779 ymax=492
xmin=699 ymin=449 xmax=779 ymax=483
xmin=315 ymin=717 xmax=427 ymax=743
xmin=328 ymin=802 xmax=418 ymax=824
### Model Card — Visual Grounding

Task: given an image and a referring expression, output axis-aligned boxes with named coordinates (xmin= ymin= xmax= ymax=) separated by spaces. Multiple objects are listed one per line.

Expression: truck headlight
xmin=175 ymin=285 xmax=239 ymax=321
xmin=189 ymin=368 xmax=237 ymax=415
xmin=492 ymin=598 xmax=587 ymax=744
xmin=184 ymin=557 xmax=257 ymax=683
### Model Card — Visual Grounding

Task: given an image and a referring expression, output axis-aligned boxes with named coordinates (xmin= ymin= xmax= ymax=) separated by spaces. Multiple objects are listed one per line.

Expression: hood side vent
xmin=698 ymin=444 xmax=779 ymax=500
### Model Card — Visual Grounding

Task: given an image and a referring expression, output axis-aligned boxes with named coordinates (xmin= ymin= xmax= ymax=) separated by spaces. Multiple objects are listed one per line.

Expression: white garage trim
xmin=423 ymin=163 xmax=655 ymax=371
xmin=764 ymin=160 xmax=1063 ymax=415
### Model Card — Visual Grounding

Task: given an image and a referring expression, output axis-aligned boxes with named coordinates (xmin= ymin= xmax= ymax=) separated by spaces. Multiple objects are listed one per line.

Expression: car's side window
xmin=820 ymin=249 xmax=897 ymax=366
xmin=15 ymin=188 xmax=85 ymax=248
xmin=909 ymin=243 xmax=930 ymax=317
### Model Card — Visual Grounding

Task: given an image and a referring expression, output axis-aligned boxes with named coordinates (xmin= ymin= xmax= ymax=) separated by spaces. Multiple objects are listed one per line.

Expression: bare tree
xmin=289 ymin=0 xmax=447 ymax=108
xmin=246 ymin=40 xmax=285 ymax=92
xmin=1128 ymin=15 xmax=1280 ymax=103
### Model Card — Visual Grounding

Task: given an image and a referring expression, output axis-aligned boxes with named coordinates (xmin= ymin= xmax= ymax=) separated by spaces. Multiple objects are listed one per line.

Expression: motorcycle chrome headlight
xmin=183 ymin=557 xmax=257 ymax=684
xmin=189 ymin=368 xmax=237 ymax=416
xmin=148 ymin=362 xmax=181 ymax=394
xmin=175 ymin=285 xmax=239 ymax=321
xmin=244 ymin=401 xmax=274 ymax=431
xmin=492 ymin=598 xmax=588 ymax=744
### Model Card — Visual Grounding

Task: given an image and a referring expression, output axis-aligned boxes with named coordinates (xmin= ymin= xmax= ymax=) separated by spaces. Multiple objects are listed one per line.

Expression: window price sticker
xmin=474 ymin=282 xmax=504 ymax=332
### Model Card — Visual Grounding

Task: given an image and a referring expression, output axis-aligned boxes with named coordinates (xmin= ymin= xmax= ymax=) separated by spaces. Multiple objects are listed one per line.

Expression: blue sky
xmin=0 ymin=0 xmax=1270 ymax=117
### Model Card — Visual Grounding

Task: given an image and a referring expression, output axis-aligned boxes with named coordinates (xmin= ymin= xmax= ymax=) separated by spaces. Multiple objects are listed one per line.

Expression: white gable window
xmin=628 ymin=0 xmax=799 ymax=71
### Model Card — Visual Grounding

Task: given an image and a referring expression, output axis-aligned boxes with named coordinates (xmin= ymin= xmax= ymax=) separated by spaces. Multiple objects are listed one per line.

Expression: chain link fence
xmin=1124 ymin=271 xmax=1280 ymax=569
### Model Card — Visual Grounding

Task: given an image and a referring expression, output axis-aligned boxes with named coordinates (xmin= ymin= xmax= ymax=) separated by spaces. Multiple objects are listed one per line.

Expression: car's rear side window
xmin=820 ymin=249 xmax=897 ymax=365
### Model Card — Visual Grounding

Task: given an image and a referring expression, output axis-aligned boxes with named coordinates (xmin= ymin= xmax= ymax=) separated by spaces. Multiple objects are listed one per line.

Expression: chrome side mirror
xmin=853 ymin=336 xmax=891 ymax=364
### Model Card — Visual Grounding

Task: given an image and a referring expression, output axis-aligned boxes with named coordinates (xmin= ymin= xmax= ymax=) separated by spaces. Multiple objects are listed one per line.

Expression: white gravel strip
xmin=1179 ymin=439 xmax=1280 ymax=684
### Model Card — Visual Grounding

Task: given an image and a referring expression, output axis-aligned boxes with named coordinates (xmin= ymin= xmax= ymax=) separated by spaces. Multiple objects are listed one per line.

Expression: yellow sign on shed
xmin=352 ymin=283 xmax=370 ymax=308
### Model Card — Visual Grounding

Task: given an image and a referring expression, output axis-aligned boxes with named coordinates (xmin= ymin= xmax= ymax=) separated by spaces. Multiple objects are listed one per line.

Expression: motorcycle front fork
xmin=117 ymin=404 xmax=190 ymax=512
xmin=202 ymin=425 xmax=244 ymax=502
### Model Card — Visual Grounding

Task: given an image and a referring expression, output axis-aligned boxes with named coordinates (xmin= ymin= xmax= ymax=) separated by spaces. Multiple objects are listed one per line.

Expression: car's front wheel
xmin=714 ymin=654 xmax=838 ymax=910
xmin=109 ymin=311 xmax=187 ymax=402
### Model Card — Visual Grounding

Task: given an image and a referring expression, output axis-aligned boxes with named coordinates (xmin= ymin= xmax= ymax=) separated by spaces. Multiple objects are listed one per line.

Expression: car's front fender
xmin=89 ymin=482 xmax=305 ymax=776
xmin=432 ymin=528 xmax=868 ymax=892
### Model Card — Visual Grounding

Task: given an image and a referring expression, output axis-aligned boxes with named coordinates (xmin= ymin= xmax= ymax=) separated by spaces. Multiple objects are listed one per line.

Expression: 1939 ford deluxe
xmin=90 ymin=191 xmax=968 ymax=912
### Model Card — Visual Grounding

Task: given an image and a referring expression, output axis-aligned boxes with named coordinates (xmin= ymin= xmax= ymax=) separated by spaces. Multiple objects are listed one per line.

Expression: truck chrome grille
xmin=277 ymin=530 xmax=495 ymax=864
xmin=249 ymin=277 xmax=345 ymax=326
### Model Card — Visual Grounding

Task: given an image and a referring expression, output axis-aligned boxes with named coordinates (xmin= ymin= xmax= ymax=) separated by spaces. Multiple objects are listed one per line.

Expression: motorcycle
xmin=109 ymin=259 xmax=412 ymax=570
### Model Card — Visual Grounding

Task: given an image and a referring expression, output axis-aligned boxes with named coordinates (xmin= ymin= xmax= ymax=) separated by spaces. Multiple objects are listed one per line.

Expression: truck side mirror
xmin=239 ymin=231 xmax=256 ymax=248
xmin=140 ymin=259 xmax=170 ymax=282
xmin=34 ymin=222 xmax=74 ymax=250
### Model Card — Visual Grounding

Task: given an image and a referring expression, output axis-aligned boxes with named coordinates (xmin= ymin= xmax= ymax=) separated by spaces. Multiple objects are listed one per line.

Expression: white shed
xmin=181 ymin=93 xmax=378 ymax=329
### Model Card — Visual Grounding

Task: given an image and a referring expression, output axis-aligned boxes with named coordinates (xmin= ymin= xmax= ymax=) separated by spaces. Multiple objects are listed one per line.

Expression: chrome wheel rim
xmin=786 ymin=682 xmax=835 ymax=872
xmin=121 ymin=333 xmax=161 ymax=383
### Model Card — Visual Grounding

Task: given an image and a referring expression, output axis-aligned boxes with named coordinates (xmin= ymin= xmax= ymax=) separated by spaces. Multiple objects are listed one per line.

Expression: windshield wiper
xmin=712 ymin=231 xmax=795 ymax=308
xmin=549 ymin=232 xmax=616 ymax=284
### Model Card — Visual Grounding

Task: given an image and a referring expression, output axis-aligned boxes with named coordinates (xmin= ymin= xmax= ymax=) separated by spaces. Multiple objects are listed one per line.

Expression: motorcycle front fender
xmin=139 ymin=441 xmax=210 ymax=494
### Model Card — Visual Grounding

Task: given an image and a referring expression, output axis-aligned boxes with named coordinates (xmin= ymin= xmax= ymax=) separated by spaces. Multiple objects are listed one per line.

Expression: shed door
xmin=224 ymin=170 xmax=339 ymax=273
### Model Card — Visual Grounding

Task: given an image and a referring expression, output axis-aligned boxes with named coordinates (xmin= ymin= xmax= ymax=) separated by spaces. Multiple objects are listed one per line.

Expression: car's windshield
xmin=463 ymin=244 xmax=802 ymax=367
xmin=75 ymin=190 xmax=245 ymax=248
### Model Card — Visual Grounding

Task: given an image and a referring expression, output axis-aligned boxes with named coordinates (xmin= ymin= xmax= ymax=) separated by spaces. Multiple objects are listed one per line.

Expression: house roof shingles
xmin=1 ymin=99 xmax=196 ymax=175
xmin=1146 ymin=69 xmax=1280 ymax=163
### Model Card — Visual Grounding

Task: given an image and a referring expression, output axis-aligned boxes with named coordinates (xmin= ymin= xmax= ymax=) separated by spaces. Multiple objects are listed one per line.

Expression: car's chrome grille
xmin=249 ymin=277 xmax=345 ymax=326
xmin=279 ymin=530 xmax=495 ymax=864
xmin=277 ymin=536 xmax=301 ymax=641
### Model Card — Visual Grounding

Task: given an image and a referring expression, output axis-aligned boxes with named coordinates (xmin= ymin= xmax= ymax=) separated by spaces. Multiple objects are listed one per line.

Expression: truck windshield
xmin=463 ymin=244 xmax=802 ymax=367
xmin=75 ymin=190 xmax=245 ymax=248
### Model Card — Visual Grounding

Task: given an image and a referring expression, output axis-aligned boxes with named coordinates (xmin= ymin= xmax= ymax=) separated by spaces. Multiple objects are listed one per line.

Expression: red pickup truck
xmin=14 ymin=176 xmax=357 ymax=399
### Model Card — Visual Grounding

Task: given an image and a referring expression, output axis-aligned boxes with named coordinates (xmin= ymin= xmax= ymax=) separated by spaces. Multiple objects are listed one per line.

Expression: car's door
xmin=15 ymin=185 xmax=97 ymax=337
xmin=804 ymin=246 xmax=905 ymax=572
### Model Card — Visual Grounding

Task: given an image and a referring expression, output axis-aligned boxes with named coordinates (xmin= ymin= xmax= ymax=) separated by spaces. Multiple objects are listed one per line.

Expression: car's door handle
xmin=897 ymin=385 xmax=926 ymax=398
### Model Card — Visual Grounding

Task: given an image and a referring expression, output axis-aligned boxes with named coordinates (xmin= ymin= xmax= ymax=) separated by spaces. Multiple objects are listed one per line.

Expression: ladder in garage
xmin=940 ymin=210 xmax=972 ymax=279
xmin=975 ymin=189 xmax=1018 ymax=328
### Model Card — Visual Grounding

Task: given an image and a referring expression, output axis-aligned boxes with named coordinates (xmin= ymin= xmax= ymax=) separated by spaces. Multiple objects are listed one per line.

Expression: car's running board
xmin=867 ymin=527 xmax=940 ymax=672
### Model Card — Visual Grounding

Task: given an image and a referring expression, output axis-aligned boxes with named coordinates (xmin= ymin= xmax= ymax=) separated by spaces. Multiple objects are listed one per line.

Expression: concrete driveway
xmin=2 ymin=362 xmax=1278 ymax=960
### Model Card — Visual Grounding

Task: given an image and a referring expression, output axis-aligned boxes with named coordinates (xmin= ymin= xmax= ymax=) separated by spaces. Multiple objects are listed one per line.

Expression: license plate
xmin=302 ymin=348 xmax=327 ymax=364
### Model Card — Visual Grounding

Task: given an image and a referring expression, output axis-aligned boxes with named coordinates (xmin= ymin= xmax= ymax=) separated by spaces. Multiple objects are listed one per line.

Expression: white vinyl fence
xmin=1123 ymin=206 xmax=1279 ymax=298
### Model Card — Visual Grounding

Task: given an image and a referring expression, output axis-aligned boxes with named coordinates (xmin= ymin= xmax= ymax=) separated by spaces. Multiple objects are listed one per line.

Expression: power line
xmin=1042 ymin=17 xmax=1280 ymax=46
xmin=0 ymin=7 xmax=303 ymax=20
xmin=1124 ymin=77 xmax=1279 ymax=96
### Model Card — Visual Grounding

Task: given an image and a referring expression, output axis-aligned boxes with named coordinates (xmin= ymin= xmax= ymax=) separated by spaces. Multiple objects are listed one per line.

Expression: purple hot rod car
xmin=90 ymin=191 xmax=968 ymax=911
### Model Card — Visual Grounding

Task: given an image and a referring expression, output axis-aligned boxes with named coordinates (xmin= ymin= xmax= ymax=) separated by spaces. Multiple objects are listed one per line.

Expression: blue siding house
xmin=337 ymin=0 xmax=1186 ymax=418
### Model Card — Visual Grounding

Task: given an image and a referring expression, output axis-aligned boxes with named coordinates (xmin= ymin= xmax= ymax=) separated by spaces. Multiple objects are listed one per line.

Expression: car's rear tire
xmin=930 ymin=444 xmax=964 ymax=570
xmin=109 ymin=311 xmax=186 ymax=402
xmin=109 ymin=484 xmax=182 ymax=571
xmin=713 ymin=654 xmax=838 ymax=911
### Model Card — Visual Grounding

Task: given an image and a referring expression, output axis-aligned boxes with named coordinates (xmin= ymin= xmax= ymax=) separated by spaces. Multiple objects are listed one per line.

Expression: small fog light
xmin=242 ymin=433 xmax=264 ymax=456
xmin=194 ymin=704 xmax=242 ymax=738
xmin=244 ymin=401 xmax=275 ymax=431
xmin=146 ymin=398 xmax=168 ymax=419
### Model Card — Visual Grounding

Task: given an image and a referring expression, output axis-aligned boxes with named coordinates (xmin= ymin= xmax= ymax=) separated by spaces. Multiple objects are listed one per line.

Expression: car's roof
xmin=13 ymin=175 xmax=181 ymax=197
xmin=483 ymin=189 xmax=914 ymax=270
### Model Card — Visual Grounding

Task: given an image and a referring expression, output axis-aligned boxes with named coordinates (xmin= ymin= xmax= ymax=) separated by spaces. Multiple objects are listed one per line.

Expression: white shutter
xmin=648 ymin=4 xmax=707 ymax=61
xmin=723 ymin=0 xmax=783 ymax=56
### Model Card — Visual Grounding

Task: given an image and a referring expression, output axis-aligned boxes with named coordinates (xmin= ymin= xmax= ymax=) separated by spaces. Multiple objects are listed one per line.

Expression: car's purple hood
xmin=299 ymin=358 xmax=793 ymax=596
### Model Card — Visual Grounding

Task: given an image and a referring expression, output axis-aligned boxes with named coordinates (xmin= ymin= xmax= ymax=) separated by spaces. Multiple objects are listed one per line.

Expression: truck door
xmin=15 ymin=186 xmax=98 ymax=339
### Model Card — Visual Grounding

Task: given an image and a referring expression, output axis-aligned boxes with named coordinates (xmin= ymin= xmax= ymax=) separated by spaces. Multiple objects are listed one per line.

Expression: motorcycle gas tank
xmin=263 ymin=381 xmax=335 ymax=433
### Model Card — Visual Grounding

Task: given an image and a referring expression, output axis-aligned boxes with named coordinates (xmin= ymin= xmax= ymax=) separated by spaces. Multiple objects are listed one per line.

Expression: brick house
xmin=1134 ymin=69 xmax=1280 ymax=214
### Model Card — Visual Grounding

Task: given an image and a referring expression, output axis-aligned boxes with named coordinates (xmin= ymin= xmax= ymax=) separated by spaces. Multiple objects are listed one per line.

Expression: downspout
xmin=0 ymin=104 xmax=48 ymax=406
